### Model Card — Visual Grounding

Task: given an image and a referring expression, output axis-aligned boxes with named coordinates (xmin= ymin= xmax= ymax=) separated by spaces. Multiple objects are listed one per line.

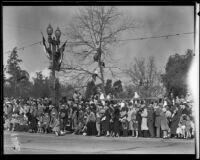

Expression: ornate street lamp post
xmin=45 ymin=24 xmax=66 ymax=110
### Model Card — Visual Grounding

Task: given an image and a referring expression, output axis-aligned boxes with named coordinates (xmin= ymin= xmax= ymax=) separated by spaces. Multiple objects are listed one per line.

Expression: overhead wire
xmin=3 ymin=31 xmax=194 ymax=55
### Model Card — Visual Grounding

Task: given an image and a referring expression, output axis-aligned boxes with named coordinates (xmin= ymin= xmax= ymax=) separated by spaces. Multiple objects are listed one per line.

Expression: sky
xmin=3 ymin=6 xmax=195 ymax=85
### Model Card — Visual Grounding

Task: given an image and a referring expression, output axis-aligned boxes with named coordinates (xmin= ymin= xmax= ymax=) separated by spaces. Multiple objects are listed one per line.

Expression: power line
xmin=4 ymin=41 xmax=42 ymax=54
xmin=116 ymin=32 xmax=194 ymax=42
xmin=3 ymin=31 xmax=194 ymax=55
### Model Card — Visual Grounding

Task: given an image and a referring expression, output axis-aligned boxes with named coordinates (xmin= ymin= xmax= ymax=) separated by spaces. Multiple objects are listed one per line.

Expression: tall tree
xmin=62 ymin=6 xmax=137 ymax=95
xmin=5 ymin=47 xmax=30 ymax=97
xmin=85 ymin=80 xmax=97 ymax=99
xmin=32 ymin=72 xmax=51 ymax=98
xmin=105 ymin=79 xmax=113 ymax=95
xmin=113 ymin=80 xmax=123 ymax=98
xmin=125 ymin=56 xmax=165 ymax=98
xmin=162 ymin=49 xmax=193 ymax=97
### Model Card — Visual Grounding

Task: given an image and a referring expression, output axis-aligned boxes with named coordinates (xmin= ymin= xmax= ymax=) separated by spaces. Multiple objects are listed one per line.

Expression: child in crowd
xmin=176 ymin=123 xmax=183 ymax=138
xmin=176 ymin=114 xmax=187 ymax=139
xmin=180 ymin=114 xmax=187 ymax=139
xmin=37 ymin=114 xmax=44 ymax=133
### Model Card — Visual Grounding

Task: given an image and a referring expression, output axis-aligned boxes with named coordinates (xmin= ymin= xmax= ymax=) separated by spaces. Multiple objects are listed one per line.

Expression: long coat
xmin=170 ymin=109 xmax=182 ymax=135
xmin=86 ymin=111 xmax=97 ymax=136
xmin=147 ymin=107 xmax=155 ymax=137
xmin=113 ymin=107 xmax=120 ymax=134
xmin=154 ymin=107 xmax=162 ymax=128
xmin=72 ymin=110 xmax=78 ymax=130
xmin=50 ymin=117 xmax=60 ymax=132
xmin=42 ymin=114 xmax=50 ymax=129
xmin=136 ymin=109 xmax=142 ymax=132
xmin=141 ymin=108 xmax=148 ymax=131
xmin=127 ymin=109 xmax=134 ymax=130
xmin=101 ymin=109 xmax=110 ymax=132
xmin=26 ymin=112 xmax=37 ymax=131
xmin=160 ymin=111 xmax=169 ymax=131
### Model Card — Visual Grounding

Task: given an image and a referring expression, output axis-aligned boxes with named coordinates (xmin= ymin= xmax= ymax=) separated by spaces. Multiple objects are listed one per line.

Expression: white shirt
xmin=100 ymin=93 xmax=104 ymax=100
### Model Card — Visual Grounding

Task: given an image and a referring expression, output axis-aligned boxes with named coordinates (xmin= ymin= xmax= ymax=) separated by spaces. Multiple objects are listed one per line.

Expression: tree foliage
xmin=63 ymin=6 xmax=137 ymax=94
xmin=85 ymin=80 xmax=97 ymax=99
xmin=105 ymin=79 xmax=113 ymax=95
xmin=162 ymin=49 xmax=193 ymax=97
xmin=3 ymin=48 xmax=75 ymax=99
xmin=4 ymin=47 xmax=30 ymax=97
xmin=31 ymin=72 xmax=51 ymax=98
xmin=112 ymin=80 xmax=123 ymax=98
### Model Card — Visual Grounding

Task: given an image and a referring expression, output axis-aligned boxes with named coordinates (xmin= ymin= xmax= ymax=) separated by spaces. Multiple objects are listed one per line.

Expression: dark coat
xmin=181 ymin=108 xmax=189 ymax=116
xmin=86 ymin=121 xmax=97 ymax=136
xmin=147 ymin=107 xmax=155 ymax=125
xmin=170 ymin=109 xmax=182 ymax=135
xmin=86 ymin=111 xmax=97 ymax=136
xmin=136 ymin=109 xmax=142 ymax=129
xmin=101 ymin=109 xmax=110 ymax=132
xmin=147 ymin=107 xmax=155 ymax=137
xmin=26 ymin=112 xmax=38 ymax=131
xmin=113 ymin=108 xmax=120 ymax=134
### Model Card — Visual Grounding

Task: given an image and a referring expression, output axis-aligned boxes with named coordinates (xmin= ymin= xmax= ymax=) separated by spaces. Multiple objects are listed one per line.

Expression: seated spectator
xmin=43 ymin=112 xmax=51 ymax=134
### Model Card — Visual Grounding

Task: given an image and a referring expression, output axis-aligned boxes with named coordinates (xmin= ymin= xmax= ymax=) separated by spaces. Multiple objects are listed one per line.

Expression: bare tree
xmin=61 ymin=6 xmax=137 ymax=95
xmin=125 ymin=56 xmax=166 ymax=98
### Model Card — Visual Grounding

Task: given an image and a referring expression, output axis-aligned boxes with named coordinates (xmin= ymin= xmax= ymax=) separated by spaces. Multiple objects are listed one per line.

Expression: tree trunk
xmin=98 ymin=47 xmax=105 ymax=96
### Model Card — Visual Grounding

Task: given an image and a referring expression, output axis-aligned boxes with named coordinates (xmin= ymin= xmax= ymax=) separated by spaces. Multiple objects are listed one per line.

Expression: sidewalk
xmin=4 ymin=130 xmax=195 ymax=143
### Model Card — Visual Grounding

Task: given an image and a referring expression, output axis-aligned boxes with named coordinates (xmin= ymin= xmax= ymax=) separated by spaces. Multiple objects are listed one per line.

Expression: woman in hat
xmin=120 ymin=107 xmax=128 ymax=137
xmin=160 ymin=106 xmax=169 ymax=139
xmin=26 ymin=105 xmax=38 ymax=133
xmin=141 ymin=105 xmax=149 ymax=137
xmin=113 ymin=105 xmax=121 ymax=137
xmin=170 ymin=105 xmax=182 ymax=138
xmin=86 ymin=107 xmax=97 ymax=136
xmin=101 ymin=105 xmax=111 ymax=136
xmin=136 ymin=104 xmax=143 ymax=137
xmin=72 ymin=105 xmax=78 ymax=133
xmin=127 ymin=102 xmax=135 ymax=137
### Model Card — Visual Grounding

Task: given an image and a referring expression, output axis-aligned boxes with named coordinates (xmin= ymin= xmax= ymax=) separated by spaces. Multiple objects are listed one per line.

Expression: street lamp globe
xmin=47 ymin=24 xmax=53 ymax=35
xmin=55 ymin=27 xmax=61 ymax=40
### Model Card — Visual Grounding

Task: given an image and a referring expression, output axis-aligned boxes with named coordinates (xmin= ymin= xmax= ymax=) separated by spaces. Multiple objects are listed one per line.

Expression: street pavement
xmin=3 ymin=131 xmax=195 ymax=154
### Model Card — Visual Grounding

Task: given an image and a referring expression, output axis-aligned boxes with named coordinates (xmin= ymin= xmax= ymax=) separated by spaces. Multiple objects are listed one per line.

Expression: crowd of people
xmin=3 ymin=91 xmax=195 ymax=139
